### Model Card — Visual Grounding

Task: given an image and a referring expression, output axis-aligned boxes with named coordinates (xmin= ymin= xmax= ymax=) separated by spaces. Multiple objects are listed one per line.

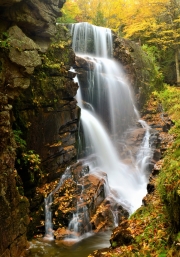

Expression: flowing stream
xmin=28 ymin=22 xmax=153 ymax=256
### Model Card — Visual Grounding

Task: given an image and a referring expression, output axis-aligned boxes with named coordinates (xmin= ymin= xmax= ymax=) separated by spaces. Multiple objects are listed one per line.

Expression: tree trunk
xmin=175 ymin=48 xmax=180 ymax=86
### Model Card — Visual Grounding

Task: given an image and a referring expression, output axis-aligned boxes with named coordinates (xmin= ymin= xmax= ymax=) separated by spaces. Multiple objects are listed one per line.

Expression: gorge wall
xmin=0 ymin=1 xmax=161 ymax=256
xmin=0 ymin=0 xmax=78 ymax=256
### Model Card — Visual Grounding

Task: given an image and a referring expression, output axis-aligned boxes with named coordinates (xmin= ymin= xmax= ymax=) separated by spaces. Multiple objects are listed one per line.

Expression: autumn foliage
xmin=59 ymin=0 xmax=180 ymax=85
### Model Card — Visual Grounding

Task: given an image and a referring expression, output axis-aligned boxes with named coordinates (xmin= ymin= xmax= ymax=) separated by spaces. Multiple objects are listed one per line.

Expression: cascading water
xmin=44 ymin=22 xmax=153 ymax=241
xmin=68 ymin=178 xmax=92 ymax=239
xmin=71 ymin=22 xmax=152 ymax=213
xmin=71 ymin=22 xmax=112 ymax=58
xmin=44 ymin=167 xmax=71 ymax=239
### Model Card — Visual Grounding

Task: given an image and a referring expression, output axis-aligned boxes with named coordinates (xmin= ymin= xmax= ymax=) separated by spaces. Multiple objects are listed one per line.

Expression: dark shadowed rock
xmin=0 ymin=0 xmax=21 ymax=6
xmin=0 ymin=0 xmax=65 ymax=37
xmin=110 ymin=220 xmax=134 ymax=247
xmin=0 ymin=0 xmax=75 ymax=255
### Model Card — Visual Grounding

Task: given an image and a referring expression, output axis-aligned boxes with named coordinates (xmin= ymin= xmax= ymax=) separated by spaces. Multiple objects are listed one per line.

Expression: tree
xmin=156 ymin=0 xmax=180 ymax=85
xmin=69 ymin=0 xmax=124 ymax=29
xmin=57 ymin=0 xmax=81 ymax=23
xmin=74 ymin=0 xmax=92 ymax=22
xmin=120 ymin=0 xmax=180 ymax=85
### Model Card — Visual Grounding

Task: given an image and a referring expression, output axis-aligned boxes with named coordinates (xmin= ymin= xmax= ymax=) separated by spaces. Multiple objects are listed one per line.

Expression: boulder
xmin=0 ymin=0 xmax=65 ymax=37
xmin=8 ymin=25 xmax=42 ymax=75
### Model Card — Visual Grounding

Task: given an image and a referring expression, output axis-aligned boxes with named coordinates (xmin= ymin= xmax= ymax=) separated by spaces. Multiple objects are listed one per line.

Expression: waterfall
xmin=44 ymin=22 xmax=153 ymax=240
xmin=71 ymin=22 xmax=112 ymax=57
xmin=72 ymin=22 xmax=152 ymax=213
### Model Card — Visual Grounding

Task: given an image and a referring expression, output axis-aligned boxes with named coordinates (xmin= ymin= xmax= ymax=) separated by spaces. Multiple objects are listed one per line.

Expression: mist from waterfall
xmin=71 ymin=22 xmax=152 ymax=213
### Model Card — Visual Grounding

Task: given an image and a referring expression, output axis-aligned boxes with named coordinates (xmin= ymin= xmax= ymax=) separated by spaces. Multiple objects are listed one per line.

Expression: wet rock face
xmin=34 ymin=161 xmax=129 ymax=241
xmin=0 ymin=138 xmax=30 ymax=257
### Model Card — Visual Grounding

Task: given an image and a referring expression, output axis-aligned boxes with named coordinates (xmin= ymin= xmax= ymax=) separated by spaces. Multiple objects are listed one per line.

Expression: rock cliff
xmin=0 ymin=0 xmax=78 ymax=256
xmin=0 ymin=1 xmax=162 ymax=256
xmin=113 ymin=36 xmax=163 ymax=110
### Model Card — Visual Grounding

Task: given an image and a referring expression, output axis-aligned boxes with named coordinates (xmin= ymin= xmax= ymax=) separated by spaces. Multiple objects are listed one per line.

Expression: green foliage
xmin=142 ymin=45 xmax=160 ymax=65
xmin=0 ymin=31 xmax=10 ymax=49
xmin=158 ymin=254 xmax=167 ymax=257
xmin=57 ymin=0 xmax=80 ymax=23
xmin=111 ymin=241 xmax=117 ymax=248
xmin=13 ymin=130 xmax=26 ymax=149
xmin=22 ymin=150 xmax=41 ymax=173
xmin=14 ymin=129 xmax=40 ymax=171
xmin=92 ymin=2 xmax=106 ymax=26
xmin=13 ymin=128 xmax=42 ymax=187
xmin=157 ymin=85 xmax=180 ymax=232
xmin=92 ymin=10 xmax=106 ymax=26
xmin=142 ymin=44 xmax=164 ymax=91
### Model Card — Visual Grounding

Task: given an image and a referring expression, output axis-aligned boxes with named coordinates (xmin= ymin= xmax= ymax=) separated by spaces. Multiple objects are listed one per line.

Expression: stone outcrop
xmin=31 ymin=160 xmax=129 ymax=241
xmin=113 ymin=37 xmax=163 ymax=110
xmin=0 ymin=21 xmax=39 ymax=257
xmin=12 ymin=23 xmax=80 ymax=239
xmin=0 ymin=0 xmax=65 ymax=37
xmin=0 ymin=0 xmax=78 ymax=256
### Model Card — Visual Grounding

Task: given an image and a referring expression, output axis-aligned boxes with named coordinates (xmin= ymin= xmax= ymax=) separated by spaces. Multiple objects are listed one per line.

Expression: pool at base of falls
xmin=26 ymin=231 xmax=111 ymax=257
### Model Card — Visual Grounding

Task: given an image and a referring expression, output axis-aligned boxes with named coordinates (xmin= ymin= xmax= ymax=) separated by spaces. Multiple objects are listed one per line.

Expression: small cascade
xmin=44 ymin=167 xmax=71 ymax=239
xmin=67 ymin=169 xmax=92 ymax=239
xmin=68 ymin=186 xmax=91 ymax=238
xmin=44 ymin=193 xmax=53 ymax=240
xmin=136 ymin=120 xmax=153 ymax=173
xmin=111 ymin=209 xmax=119 ymax=227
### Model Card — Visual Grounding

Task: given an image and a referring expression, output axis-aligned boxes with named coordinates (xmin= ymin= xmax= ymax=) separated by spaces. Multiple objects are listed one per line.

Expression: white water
xmin=71 ymin=22 xmax=152 ymax=213
xmin=80 ymin=110 xmax=149 ymax=212
xmin=71 ymin=22 xmax=112 ymax=58
xmin=68 ymin=167 xmax=92 ymax=239
xmin=76 ymin=56 xmax=137 ymax=138
xmin=44 ymin=167 xmax=71 ymax=240
xmin=44 ymin=22 xmax=153 ymax=239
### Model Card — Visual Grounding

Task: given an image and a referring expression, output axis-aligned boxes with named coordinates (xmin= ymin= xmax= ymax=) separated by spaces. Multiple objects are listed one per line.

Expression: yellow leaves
xmin=40 ymin=220 xmax=45 ymax=225
xmin=123 ymin=0 xmax=180 ymax=50
xmin=58 ymin=0 xmax=81 ymax=23
xmin=62 ymin=0 xmax=180 ymax=51
xmin=122 ymin=0 xmax=169 ymax=38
